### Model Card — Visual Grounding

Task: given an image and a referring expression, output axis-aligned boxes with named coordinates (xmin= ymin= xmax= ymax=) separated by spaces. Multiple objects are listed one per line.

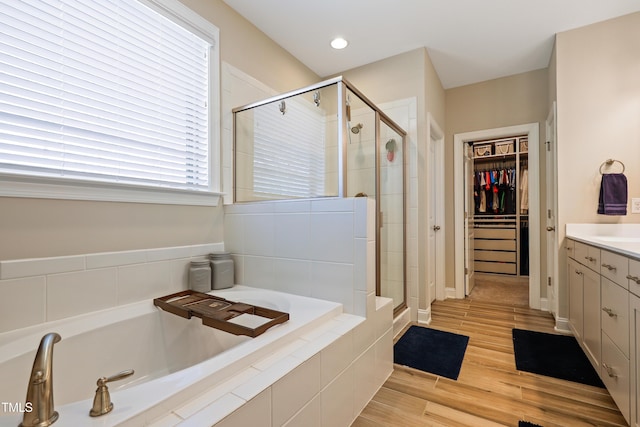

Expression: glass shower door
xmin=378 ymin=119 xmax=405 ymax=313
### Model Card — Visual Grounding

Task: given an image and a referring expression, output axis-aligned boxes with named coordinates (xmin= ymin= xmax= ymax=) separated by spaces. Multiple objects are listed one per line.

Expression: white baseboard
xmin=554 ymin=316 xmax=572 ymax=334
xmin=445 ymin=287 xmax=457 ymax=300
xmin=539 ymin=297 xmax=549 ymax=311
xmin=417 ymin=308 xmax=431 ymax=325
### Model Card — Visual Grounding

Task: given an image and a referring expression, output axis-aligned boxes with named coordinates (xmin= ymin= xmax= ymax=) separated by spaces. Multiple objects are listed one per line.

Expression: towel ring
xmin=599 ymin=159 xmax=625 ymax=175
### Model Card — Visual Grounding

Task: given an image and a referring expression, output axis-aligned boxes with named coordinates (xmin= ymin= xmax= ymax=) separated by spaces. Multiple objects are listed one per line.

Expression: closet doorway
xmin=453 ymin=123 xmax=540 ymax=309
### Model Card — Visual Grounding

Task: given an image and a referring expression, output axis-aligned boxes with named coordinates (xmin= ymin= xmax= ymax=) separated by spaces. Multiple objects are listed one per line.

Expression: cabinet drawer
xmin=475 ymin=239 xmax=516 ymax=251
xmin=474 ymin=227 xmax=516 ymax=240
xmin=575 ymin=241 xmax=600 ymax=271
xmin=474 ymin=261 xmax=517 ymax=275
xmin=627 ymin=258 xmax=640 ymax=298
xmin=601 ymin=250 xmax=629 ymax=289
xmin=601 ymin=333 xmax=630 ymax=422
xmin=474 ymin=250 xmax=516 ymax=263
xmin=566 ymin=239 xmax=576 ymax=259
xmin=602 ymin=277 xmax=630 ymax=357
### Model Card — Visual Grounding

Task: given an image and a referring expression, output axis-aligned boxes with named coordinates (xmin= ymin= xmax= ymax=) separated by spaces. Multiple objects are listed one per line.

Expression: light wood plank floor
xmin=353 ymin=297 xmax=628 ymax=427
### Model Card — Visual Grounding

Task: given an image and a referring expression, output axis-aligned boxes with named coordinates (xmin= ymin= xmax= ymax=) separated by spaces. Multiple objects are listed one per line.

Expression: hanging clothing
xmin=520 ymin=167 xmax=528 ymax=213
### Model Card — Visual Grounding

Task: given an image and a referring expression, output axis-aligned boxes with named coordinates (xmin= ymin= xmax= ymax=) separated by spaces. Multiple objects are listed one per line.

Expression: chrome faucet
xmin=20 ymin=332 xmax=61 ymax=427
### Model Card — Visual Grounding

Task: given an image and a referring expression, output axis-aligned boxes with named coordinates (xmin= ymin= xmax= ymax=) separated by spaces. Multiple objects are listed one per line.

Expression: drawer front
xmin=574 ymin=241 xmax=588 ymax=264
xmin=602 ymin=277 xmax=630 ymax=357
xmin=601 ymin=333 xmax=631 ymax=422
xmin=566 ymin=239 xmax=576 ymax=259
xmin=474 ymin=239 xmax=516 ymax=251
xmin=474 ymin=250 xmax=516 ymax=263
xmin=474 ymin=227 xmax=516 ymax=240
xmin=474 ymin=261 xmax=517 ymax=275
xmin=601 ymin=250 xmax=629 ymax=289
xmin=574 ymin=241 xmax=600 ymax=271
xmin=628 ymin=258 xmax=640 ymax=298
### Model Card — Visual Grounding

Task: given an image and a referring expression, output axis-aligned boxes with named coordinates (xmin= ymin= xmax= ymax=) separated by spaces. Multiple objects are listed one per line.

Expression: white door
xmin=428 ymin=135 xmax=438 ymax=302
xmin=546 ymin=102 xmax=558 ymax=316
xmin=464 ymin=144 xmax=475 ymax=295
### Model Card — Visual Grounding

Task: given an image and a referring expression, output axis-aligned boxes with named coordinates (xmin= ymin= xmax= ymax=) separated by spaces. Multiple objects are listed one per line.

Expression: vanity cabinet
xmin=631 ymin=292 xmax=640 ymax=427
xmin=567 ymin=238 xmax=636 ymax=424
xmin=567 ymin=243 xmax=601 ymax=369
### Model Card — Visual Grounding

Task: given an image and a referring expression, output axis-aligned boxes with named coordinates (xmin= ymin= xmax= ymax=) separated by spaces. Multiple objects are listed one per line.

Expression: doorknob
xmin=546 ymin=226 xmax=555 ymax=231
xmin=433 ymin=225 xmax=441 ymax=231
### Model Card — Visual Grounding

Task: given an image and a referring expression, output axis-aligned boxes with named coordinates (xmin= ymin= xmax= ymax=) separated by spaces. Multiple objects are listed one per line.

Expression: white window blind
xmin=253 ymin=97 xmax=326 ymax=199
xmin=0 ymin=0 xmax=212 ymax=193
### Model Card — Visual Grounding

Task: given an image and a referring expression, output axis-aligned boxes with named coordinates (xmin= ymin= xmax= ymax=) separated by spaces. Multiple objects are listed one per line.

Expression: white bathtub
xmin=0 ymin=286 xmax=342 ymax=426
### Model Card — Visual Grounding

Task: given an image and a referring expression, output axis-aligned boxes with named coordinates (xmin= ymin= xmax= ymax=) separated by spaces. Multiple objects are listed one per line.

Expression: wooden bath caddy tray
xmin=153 ymin=290 xmax=289 ymax=337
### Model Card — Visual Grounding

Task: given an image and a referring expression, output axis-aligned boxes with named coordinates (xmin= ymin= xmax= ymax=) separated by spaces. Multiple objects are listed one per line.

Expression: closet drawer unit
xmin=474 ymin=250 xmax=516 ymax=263
xmin=474 ymin=227 xmax=516 ymax=240
xmin=627 ymin=258 xmax=640 ymax=297
xmin=574 ymin=241 xmax=600 ymax=271
xmin=602 ymin=277 xmax=630 ymax=357
xmin=601 ymin=250 xmax=629 ymax=289
xmin=601 ymin=333 xmax=630 ymax=423
xmin=474 ymin=261 xmax=517 ymax=275
xmin=474 ymin=239 xmax=516 ymax=251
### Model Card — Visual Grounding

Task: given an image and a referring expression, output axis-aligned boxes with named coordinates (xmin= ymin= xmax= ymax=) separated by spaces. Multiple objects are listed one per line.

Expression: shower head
xmin=351 ymin=123 xmax=363 ymax=134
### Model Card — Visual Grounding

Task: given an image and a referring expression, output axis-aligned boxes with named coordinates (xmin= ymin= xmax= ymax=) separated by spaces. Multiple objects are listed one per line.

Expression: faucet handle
xmin=98 ymin=369 xmax=134 ymax=386
xmin=89 ymin=369 xmax=134 ymax=417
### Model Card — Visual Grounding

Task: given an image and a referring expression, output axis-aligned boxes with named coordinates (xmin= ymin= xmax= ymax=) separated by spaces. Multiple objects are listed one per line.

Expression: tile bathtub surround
xmin=224 ymin=197 xmax=376 ymax=316
xmin=146 ymin=297 xmax=394 ymax=427
xmin=0 ymin=243 xmax=224 ymax=333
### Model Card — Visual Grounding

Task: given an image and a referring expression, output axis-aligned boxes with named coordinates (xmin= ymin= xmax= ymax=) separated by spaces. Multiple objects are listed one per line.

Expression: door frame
xmin=453 ymin=123 xmax=541 ymax=309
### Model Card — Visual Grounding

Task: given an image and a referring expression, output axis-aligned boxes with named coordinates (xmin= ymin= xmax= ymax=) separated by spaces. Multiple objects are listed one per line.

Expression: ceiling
xmin=222 ymin=0 xmax=640 ymax=89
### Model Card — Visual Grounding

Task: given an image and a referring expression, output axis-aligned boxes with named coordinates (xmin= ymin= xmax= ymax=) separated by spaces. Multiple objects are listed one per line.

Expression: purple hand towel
xmin=598 ymin=173 xmax=627 ymax=215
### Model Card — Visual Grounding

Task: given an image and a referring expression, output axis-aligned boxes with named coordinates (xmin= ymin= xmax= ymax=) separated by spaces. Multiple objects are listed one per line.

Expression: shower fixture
xmin=351 ymin=123 xmax=363 ymax=134
xmin=313 ymin=91 xmax=321 ymax=107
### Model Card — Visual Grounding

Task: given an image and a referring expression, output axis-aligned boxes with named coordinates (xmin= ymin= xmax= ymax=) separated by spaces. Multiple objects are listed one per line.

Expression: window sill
xmin=0 ymin=174 xmax=222 ymax=207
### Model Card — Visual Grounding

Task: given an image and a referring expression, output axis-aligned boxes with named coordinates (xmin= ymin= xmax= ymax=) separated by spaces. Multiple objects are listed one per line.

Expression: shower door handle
xmin=546 ymin=226 xmax=555 ymax=232
xmin=433 ymin=225 xmax=441 ymax=231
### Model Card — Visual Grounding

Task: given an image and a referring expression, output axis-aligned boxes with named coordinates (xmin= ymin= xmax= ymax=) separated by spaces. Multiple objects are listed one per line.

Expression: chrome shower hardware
xmin=351 ymin=123 xmax=363 ymax=134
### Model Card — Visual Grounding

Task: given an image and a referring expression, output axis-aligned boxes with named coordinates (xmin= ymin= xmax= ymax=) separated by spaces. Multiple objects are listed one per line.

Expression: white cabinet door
xmin=568 ymin=258 xmax=584 ymax=341
xmin=630 ymin=293 xmax=640 ymax=427
xmin=583 ymin=266 xmax=601 ymax=369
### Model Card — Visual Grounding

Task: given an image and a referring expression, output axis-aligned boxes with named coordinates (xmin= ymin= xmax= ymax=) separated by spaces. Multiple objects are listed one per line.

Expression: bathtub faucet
xmin=20 ymin=332 xmax=62 ymax=427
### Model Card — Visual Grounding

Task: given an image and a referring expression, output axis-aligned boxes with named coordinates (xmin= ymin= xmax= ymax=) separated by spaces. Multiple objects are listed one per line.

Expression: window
xmin=0 ymin=0 xmax=220 ymax=205
xmin=252 ymin=96 xmax=326 ymax=199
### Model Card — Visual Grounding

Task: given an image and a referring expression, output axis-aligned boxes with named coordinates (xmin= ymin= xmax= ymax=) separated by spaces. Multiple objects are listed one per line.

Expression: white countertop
xmin=566 ymin=223 xmax=640 ymax=260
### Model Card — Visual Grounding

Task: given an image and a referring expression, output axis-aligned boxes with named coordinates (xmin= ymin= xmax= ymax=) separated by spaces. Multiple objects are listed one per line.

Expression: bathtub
xmin=0 ymin=286 xmax=342 ymax=426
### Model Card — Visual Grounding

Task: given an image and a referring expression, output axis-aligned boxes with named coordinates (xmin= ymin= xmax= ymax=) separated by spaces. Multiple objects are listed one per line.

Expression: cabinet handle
xmin=601 ymin=263 xmax=617 ymax=271
xmin=585 ymin=256 xmax=596 ymax=262
xmin=626 ymin=274 xmax=640 ymax=284
xmin=603 ymin=363 xmax=617 ymax=378
xmin=602 ymin=307 xmax=617 ymax=318
xmin=575 ymin=269 xmax=583 ymax=276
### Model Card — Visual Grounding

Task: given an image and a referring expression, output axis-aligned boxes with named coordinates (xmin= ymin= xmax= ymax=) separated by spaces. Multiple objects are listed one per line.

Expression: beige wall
xmin=445 ymin=69 xmax=550 ymax=292
xmin=0 ymin=0 xmax=319 ymax=261
xmin=555 ymin=12 xmax=640 ymax=317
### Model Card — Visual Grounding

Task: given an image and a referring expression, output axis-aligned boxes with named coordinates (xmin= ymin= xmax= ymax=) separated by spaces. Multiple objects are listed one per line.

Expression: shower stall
xmin=232 ymin=76 xmax=407 ymax=314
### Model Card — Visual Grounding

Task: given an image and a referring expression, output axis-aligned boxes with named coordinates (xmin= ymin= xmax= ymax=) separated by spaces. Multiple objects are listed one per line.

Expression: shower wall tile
xmin=309 ymin=213 xmax=354 ymax=263
xmin=243 ymin=214 xmax=275 ymax=256
xmin=311 ymin=197 xmax=353 ymax=212
xmin=243 ymin=256 xmax=276 ymax=289
xmin=275 ymin=213 xmax=310 ymax=259
xmin=273 ymin=259 xmax=311 ymax=296
xmin=0 ymin=276 xmax=46 ymax=333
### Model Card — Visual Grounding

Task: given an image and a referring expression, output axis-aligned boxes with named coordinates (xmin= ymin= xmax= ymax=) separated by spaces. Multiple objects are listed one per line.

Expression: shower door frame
xmin=340 ymin=79 xmax=408 ymax=316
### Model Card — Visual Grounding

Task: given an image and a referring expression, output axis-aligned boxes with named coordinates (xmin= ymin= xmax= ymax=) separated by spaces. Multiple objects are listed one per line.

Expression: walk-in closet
xmin=470 ymin=135 xmax=529 ymax=304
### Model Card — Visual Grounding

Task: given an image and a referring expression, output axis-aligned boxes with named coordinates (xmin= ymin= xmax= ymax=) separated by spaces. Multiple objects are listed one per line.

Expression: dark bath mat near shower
xmin=393 ymin=326 xmax=469 ymax=380
xmin=512 ymin=328 xmax=604 ymax=388
xmin=519 ymin=421 xmax=544 ymax=427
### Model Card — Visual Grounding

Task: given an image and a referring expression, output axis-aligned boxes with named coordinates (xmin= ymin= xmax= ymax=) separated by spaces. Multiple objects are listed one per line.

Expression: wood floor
xmin=352 ymin=297 xmax=628 ymax=427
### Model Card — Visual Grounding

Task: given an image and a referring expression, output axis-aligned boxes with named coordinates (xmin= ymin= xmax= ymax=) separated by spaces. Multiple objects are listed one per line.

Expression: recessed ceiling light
xmin=330 ymin=37 xmax=348 ymax=50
